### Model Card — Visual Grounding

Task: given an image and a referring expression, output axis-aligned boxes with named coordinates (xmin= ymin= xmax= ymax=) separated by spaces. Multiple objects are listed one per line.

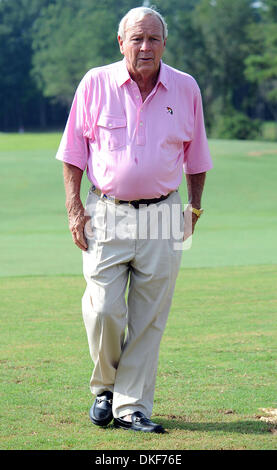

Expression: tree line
xmin=1 ymin=0 xmax=277 ymax=139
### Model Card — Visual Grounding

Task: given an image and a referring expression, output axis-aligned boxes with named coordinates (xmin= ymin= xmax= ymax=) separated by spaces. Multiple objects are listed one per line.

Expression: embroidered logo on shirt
xmin=166 ymin=106 xmax=173 ymax=115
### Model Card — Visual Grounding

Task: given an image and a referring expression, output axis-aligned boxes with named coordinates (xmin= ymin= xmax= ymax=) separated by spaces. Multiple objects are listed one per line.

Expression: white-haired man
xmin=56 ymin=6 xmax=212 ymax=433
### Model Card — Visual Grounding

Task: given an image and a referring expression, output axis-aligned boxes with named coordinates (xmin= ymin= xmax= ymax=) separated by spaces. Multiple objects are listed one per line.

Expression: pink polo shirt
xmin=56 ymin=59 xmax=212 ymax=200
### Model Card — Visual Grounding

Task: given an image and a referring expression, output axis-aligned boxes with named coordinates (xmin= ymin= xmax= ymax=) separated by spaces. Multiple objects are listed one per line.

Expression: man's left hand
xmin=182 ymin=209 xmax=199 ymax=241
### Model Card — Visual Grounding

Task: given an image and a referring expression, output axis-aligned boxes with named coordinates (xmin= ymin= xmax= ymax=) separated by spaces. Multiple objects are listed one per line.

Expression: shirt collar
xmin=117 ymin=59 xmax=169 ymax=90
xmin=158 ymin=61 xmax=169 ymax=90
xmin=116 ymin=59 xmax=131 ymax=87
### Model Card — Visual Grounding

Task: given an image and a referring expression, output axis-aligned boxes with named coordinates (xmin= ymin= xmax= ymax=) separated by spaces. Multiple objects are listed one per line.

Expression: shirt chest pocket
xmin=97 ymin=115 xmax=127 ymax=151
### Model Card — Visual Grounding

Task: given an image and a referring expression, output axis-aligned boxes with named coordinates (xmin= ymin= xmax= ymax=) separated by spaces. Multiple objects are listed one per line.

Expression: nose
xmin=140 ymin=38 xmax=151 ymax=51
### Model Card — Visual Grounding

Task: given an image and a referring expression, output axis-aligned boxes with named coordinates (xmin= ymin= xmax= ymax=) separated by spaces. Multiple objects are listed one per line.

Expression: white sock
xmin=121 ymin=414 xmax=132 ymax=422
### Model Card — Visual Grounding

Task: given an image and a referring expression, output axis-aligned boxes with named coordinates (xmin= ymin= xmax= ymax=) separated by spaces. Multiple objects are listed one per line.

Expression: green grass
xmin=1 ymin=134 xmax=277 ymax=276
xmin=1 ymin=266 xmax=276 ymax=450
xmin=0 ymin=133 xmax=277 ymax=449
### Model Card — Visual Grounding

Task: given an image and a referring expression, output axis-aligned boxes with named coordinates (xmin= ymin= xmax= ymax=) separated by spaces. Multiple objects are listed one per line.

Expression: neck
xmin=128 ymin=63 xmax=161 ymax=95
xmin=135 ymin=73 xmax=158 ymax=94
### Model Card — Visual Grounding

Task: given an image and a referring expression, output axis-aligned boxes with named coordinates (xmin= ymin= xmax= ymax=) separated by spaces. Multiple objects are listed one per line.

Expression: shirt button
xmin=136 ymin=95 xmax=140 ymax=99
xmin=140 ymin=121 xmax=143 ymax=126
xmin=108 ymin=123 xmax=112 ymax=127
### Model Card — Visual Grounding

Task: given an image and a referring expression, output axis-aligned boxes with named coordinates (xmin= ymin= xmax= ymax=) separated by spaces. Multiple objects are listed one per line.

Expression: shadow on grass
xmin=156 ymin=417 xmax=271 ymax=435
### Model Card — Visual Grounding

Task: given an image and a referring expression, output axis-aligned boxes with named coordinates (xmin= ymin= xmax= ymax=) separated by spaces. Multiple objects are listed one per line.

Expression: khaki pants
xmin=82 ymin=189 xmax=183 ymax=418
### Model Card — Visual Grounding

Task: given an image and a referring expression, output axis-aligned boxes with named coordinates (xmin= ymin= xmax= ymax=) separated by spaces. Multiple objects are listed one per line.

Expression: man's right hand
xmin=63 ymin=162 xmax=90 ymax=251
xmin=67 ymin=201 xmax=90 ymax=251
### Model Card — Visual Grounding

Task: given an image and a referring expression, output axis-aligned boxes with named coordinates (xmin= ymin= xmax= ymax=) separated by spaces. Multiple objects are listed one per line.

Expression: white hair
xmin=118 ymin=6 xmax=168 ymax=40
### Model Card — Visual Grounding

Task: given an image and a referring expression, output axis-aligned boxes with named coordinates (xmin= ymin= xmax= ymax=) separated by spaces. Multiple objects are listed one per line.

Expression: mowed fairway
xmin=0 ymin=133 xmax=277 ymax=450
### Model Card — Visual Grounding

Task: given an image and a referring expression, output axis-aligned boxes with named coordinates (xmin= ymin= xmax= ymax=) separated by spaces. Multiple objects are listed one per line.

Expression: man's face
xmin=118 ymin=14 xmax=166 ymax=79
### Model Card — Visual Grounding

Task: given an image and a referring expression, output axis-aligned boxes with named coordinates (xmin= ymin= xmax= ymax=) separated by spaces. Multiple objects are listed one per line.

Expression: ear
xmin=118 ymin=35 xmax=124 ymax=55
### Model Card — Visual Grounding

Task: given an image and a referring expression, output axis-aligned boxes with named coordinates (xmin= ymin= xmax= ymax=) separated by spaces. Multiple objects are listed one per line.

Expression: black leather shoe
xmin=114 ymin=411 xmax=165 ymax=433
xmin=89 ymin=391 xmax=113 ymax=426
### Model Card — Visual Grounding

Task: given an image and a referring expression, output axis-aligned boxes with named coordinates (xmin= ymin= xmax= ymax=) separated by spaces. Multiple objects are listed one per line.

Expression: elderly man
xmin=56 ymin=6 xmax=212 ymax=434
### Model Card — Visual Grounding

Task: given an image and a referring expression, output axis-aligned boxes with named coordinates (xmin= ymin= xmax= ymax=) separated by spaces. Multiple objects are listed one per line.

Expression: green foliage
xmin=154 ymin=1 xmax=212 ymax=125
xmin=0 ymin=0 xmax=66 ymax=130
xmin=32 ymin=0 xmax=138 ymax=106
xmin=192 ymin=0 xmax=257 ymax=125
xmin=155 ymin=0 xmax=265 ymax=135
xmin=0 ymin=0 xmax=39 ymax=127
xmin=0 ymin=0 xmax=277 ymax=136
xmin=154 ymin=0 xmax=203 ymax=78
xmin=265 ymin=0 xmax=277 ymax=21
xmin=245 ymin=21 xmax=277 ymax=117
xmin=213 ymin=110 xmax=262 ymax=140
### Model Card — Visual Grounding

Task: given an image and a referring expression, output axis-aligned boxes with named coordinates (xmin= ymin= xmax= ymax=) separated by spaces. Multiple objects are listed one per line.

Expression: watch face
xmin=193 ymin=208 xmax=202 ymax=215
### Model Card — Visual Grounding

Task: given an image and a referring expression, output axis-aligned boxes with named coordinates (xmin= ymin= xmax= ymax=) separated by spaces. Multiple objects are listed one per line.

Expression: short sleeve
xmin=183 ymin=85 xmax=213 ymax=174
xmin=55 ymin=76 xmax=92 ymax=171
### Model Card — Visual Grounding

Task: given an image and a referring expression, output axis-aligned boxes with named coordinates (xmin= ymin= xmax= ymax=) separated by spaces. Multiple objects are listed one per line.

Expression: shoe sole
xmin=113 ymin=420 xmax=132 ymax=430
xmin=114 ymin=421 xmax=165 ymax=433
xmin=89 ymin=414 xmax=113 ymax=427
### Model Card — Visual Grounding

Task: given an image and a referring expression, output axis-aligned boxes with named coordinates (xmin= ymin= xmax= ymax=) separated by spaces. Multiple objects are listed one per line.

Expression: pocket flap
xmin=97 ymin=115 xmax=126 ymax=129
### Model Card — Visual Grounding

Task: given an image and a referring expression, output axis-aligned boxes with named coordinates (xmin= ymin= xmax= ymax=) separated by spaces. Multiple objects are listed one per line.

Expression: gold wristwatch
xmin=190 ymin=207 xmax=204 ymax=218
